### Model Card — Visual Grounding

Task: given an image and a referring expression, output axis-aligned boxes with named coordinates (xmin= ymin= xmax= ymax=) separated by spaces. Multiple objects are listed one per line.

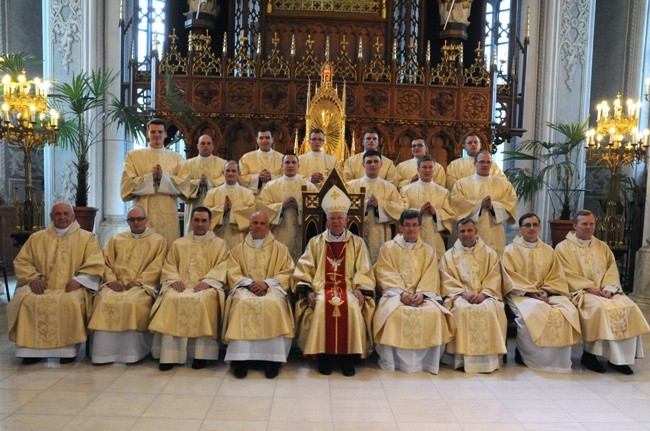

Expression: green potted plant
xmin=49 ymin=69 xmax=143 ymax=230
xmin=503 ymin=119 xmax=588 ymax=246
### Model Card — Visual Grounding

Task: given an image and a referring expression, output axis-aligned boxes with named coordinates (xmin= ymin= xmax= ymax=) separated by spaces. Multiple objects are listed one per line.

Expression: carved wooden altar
xmin=123 ymin=1 xmax=528 ymax=165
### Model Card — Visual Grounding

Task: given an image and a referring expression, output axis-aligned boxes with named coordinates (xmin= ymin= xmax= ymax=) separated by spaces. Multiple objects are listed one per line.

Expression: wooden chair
xmin=0 ymin=259 xmax=10 ymax=301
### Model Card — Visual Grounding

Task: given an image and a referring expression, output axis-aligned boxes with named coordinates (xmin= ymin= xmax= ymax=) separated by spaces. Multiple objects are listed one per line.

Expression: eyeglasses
xmin=411 ymin=144 xmax=426 ymax=148
xmin=521 ymin=223 xmax=540 ymax=228
xmin=476 ymin=160 xmax=492 ymax=165
xmin=126 ymin=217 xmax=146 ymax=222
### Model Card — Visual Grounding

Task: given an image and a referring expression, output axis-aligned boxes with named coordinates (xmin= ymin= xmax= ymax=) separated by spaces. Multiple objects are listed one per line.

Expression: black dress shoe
xmin=159 ymin=363 xmax=174 ymax=371
xmin=341 ymin=356 xmax=356 ymax=377
xmin=60 ymin=357 xmax=75 ymax=364
xmin=608 ymin=361 xmax=634 ymax=375
xmin=581 ymin=351 xmax=606 ymax=373
xmin=265 ymin=362 xmax=280 ymax=379
xmin=232 ymin=361 xmax=248 ymax=378
xmin=514 ymin=348 xmax=526 ymax=366
xmin=317 ymin=355 xmax=333 ymax=375
xmin=21 ymin=357 xmax=43 ymax=365
xmin=191 ymin=358 xmax=207 ymax=370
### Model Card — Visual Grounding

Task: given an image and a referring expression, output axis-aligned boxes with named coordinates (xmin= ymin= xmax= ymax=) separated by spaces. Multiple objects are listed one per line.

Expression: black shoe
xmin=341 ymin=356 xmax=356 ymax=377
xmin=21 ymin=357 xmax=43 ymax=365
xmin=514 ymin=348 xmax=525 ymax=366
xmin=317 ymin=355 xmax=332 ymax=375
xmin=233 ymin=362 xmax=248 ymax=378
xmin=159 ymin=363 xmax=174 ymax=371
xmin=608 ymin=361 xmax=634 ymax=375
xmin=191 ymin=359 xmax=207 ymax=370
xmin=265 ymin=362 xmax=280 ymax=379
xmin=60 ymin=357 xmax=75 ymax=364
xmin=581 ymin=352 xmax=606 ymax=373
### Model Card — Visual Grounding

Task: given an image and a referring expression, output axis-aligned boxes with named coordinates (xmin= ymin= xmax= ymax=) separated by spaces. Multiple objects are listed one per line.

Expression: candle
xmin=392 ymin=40 xmax=397 ymax=61
xmin=426 ymin=41 xmax=431 ymax=63
xmin=120 ymin=0 xmax=124 ymax=22
xmin=29 ymin=104 xmax=36 ymax=122
xmin=1 ymin=103 xmax=8 ymax=122
xmin=2 ymin=75 xmax=9 ymax=95
xmin=596 ymin=103 xmax=602 ymax=121
xmin=358 ymin=39 xmax=363 ymax=59
xmin=223 ymin=32 xmax=227 ymax=54
xmin=290 ymin=34 xmax=295 ymax=56
xmin=50 ymin=109 xmax=59 ymax=127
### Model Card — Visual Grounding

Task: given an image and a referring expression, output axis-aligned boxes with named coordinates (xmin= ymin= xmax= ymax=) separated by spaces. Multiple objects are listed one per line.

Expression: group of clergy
xmin=6 ymin=118 xmax=649 ymax=379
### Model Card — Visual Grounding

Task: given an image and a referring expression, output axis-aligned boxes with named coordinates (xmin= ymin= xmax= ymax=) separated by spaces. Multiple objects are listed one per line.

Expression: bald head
xmin=250 ymin=211 xmax=270 ymax=239
xmin=126 ymin=206 xmax=148 ymax=234
xmin=50 ymin=202 xmax=75 ymax=229
xmin=197 ymin=134 xmax=214 ymax=157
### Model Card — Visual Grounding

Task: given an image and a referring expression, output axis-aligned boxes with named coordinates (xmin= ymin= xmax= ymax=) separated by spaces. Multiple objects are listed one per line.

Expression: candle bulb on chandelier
xmin=1 ymin=103 xmax=8 ymax=122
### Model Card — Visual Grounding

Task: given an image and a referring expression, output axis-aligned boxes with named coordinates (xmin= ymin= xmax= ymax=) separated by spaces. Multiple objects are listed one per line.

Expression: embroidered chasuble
xmin=450 ymin=174 xmax=517 ymax=256
xmin=373 ymin=236 xmax=455 ymax=349
xmin=293 ymin=231 xmax=376 ymax=357
xmin=440 ymin=238 xmax=507 ymax=356
xmin=396 ymin=158 xmax=446 ymax=188
xmin=502 ymin=237 xmax=581 ymax=347
xmin=238 ymin=149 xmax=284 ymax=193
xmin=445 ymin=155 xmax=506 ymax=190
xmin=258 ymin=176 xmax=318 ymax=261
xmin=203 ymin=183 xmax=256 ymax=249
xmin=298 ymin=152 xmax=339 ymax=188
xmin=180 ymin=155 xmax=227 ymax=234
xmin=7 ymin=222 xmax=104 ymax=348
xmin=343 ymin=152 xmax=399 ymax=186
xmin=223 ymin=233 xmax=295 ymax=343
xmin=121 ymin=147 xmax=189 ymax=249
xmin=400 ymin=180 xmax=454 ymax=259
xmin=148 ymin=231 xmax=229 ymax=340
xmin=88 ymin=228 xmax=167 ymax=333
xmin=347 ymin=177 xmax=404 ymax=263
xmin=556 ymin=232 xmax=650 ymax=342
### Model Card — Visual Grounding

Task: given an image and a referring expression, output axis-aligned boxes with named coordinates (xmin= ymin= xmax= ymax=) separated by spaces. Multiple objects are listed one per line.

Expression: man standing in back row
xmin=344 ymin=128 xmax=399 ymax=187
xmin=445 ymin=133 xmax=505 ymax=190
xmin=121 ymin=118 xmax=188 ymax=249
xmin=238 ymin=126 xmax=284 ymax=194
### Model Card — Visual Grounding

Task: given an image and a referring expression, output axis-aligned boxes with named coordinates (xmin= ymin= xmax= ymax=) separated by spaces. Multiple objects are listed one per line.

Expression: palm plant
xmin=503 ymin=119 xmax=588 ymax=220
xmin=49 ymin=69 xmax=144 ymax=207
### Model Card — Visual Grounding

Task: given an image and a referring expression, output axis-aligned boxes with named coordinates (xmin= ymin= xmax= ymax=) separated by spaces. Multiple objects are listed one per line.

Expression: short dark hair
xmin=191 ymin=206 xmax=212 ymax=221
xmin=464 ymin=133 xmax=481 ymax=143
xmin=474 ymin=150 xmax=492 ymax=162
xmin=146 ymin=118 xmax=166 ymax=131
xmin=363 ymin=149 xmax=382 ymax=161
xmin=417 ymin=154 xmax=435 ymax=168
xmin=574 ymin=209 xmax=595 ymax=223
xmin=400 ymin=210 xmax=422 ymax=225
xmin=309 ymin=128 xmax=324 ymax=137
xmin=456 ymin=216 xmax=477 ymax=229
xmin=282 ymin=152 xmax=298 ymax=163
xmin=518 ymin=212 xmax=541 ymax=226
xmin=363 ymin=128 xmax=381 ymax=141
xmin=257 ymin=125 xmax=273 ymax=135
xmin=224 ymin=160 xmax=239 ymax=171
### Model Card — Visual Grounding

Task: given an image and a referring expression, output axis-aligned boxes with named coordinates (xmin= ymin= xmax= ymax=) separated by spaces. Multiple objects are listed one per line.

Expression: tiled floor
xmin=2 ymin=279 xmax=650 ymax=431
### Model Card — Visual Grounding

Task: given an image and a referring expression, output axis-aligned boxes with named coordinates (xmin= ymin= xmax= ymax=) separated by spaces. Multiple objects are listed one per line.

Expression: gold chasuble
xmin=502 ymin=237 xmax=581 ymax=347
xmin=396 ymin=158 xmax=446 ymax=188
xmin=179 ymin=155 xmax=227 ymax=234
xmin=8 ymin=222 xmax=104 ymax=348
xmin=373 ymin=235 xmax=455 ymax=349
xmin=223 ymin=233 xmax=295 ymax=343
xmin=298 ymin=151 xmax=339 ymax=188
xmin=88 ymin=228 xmax=167 ymax=333
xmin=556 ymin=232 xmax=650 ymax=342
xmin=347 ymin=177 xmax=404 ymax=263
xmin=343 ymin=152 xmax=400 ymax=186
xmin=400 ymin=180 xmax=454 ymax=259
xmin=445 ymin=155 xmax=506 ymax=190
xmin=450 ymin=174 xmax=517 ymax=256
xmin=238 ymin=149 xmax=284 ymax=193
xmin=294 ymin=231 xmax=376 ymax=357
xmin=258 ymin=176 xmax=318 ymax=262
xmin=120 ymin=147 xmax=189 ymax=249
xmin=203 ymin=183 xmax=256 ymax=249
xmin=440 ymin=238 xmax=507 ymax=358
xmin=149 ymin=231 xmax=229 ymax=340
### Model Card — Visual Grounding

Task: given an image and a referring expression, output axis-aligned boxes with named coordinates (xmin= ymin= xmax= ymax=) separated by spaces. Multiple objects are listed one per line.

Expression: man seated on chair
xmin=148 ymin=206 xmax=229 ymax=371
xmin=373 ymin=209 xmax=455 ymax=374
xmin=88 ymin=205 xmax=167 ymax=364
xmin=502 ymin=212 xmax=582 ymax=373
xmin=293 ymin=186 xmax=376 ymax=376
xmin=556 ymin=209 xmax=650 ymax=374
xmin=8 ymin=202 xmax=104 ymax=365
xmin=439 ymin=217 xmax=507 ymax=373
xmin=223 ymin=211 xmax=295 ymax=379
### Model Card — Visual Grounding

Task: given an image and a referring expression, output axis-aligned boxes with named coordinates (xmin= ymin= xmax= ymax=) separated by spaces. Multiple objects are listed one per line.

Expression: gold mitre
xmin=321 ymin=185 xmax=351 ymax=213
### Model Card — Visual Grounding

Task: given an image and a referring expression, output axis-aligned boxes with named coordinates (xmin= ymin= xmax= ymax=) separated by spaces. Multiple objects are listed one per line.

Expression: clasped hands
xmin=170 ymin=280 xmax=211 ymax=292
xmin=586 ymin=286 xmax=613 ymax=299
xmin=400 ymin=291 xmax=424 ymax=306
xmin=306 ymin=288 xmax=365 ymax=308
xmin=461 ymin=291 xmax=486 ymax=304
xmin=248 ymin=280 xmax=269 ymax=296
xmin=259 ymin=169 xmax=272 ymax=183
xmin=107 ymin=280 xmax=142 ymax=292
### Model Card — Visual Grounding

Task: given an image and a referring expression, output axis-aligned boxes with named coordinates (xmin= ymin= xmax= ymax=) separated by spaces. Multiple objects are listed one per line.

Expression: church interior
xmin=2 ymin=0 xmax=650 ymax=429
